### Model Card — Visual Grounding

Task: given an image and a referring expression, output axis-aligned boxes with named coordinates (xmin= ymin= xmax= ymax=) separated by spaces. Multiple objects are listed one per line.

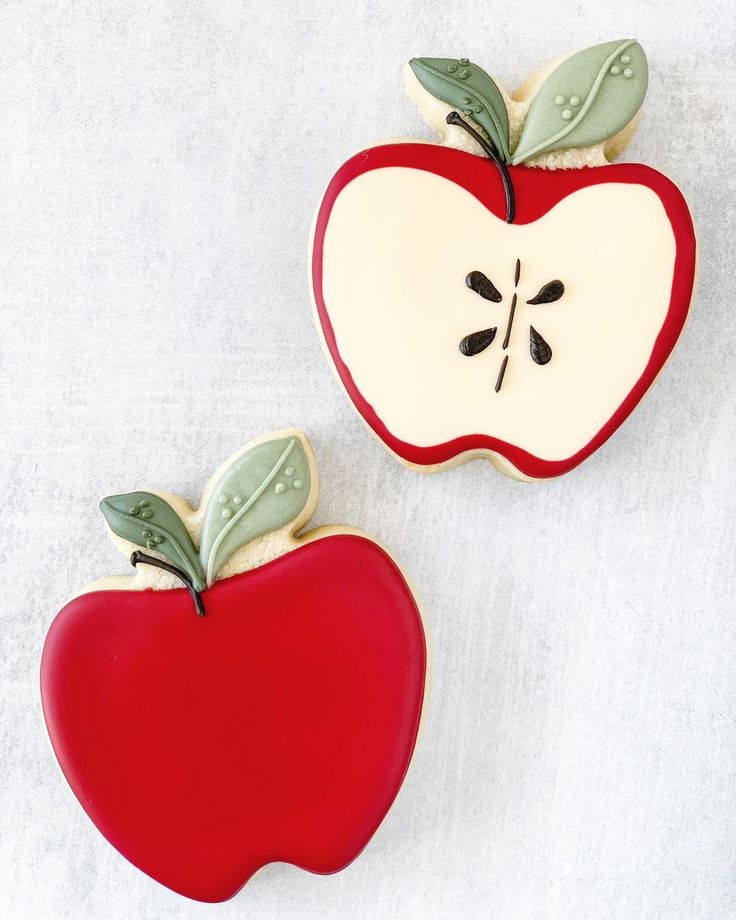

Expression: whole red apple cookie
xmin=310 ymin=40 xmax=697 ymax=480
xmin=40 ymin=430 xmax=426 ymax=902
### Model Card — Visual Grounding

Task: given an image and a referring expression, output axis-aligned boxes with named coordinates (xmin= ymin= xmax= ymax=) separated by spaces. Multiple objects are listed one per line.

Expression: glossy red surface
xmin=311 ymin=143 xmax=697 ymax=478
xmin=41 ymin=534 xmax=426 ymax=902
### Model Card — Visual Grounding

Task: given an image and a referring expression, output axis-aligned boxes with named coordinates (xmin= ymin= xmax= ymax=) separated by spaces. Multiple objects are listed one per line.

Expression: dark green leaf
xmin=410 ymin=57 xmax=510 ymax=162
xmin=100 ymin=492 xmax=204 ymax=590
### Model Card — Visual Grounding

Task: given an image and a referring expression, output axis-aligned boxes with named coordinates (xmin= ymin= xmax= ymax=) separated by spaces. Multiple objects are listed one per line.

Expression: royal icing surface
xmin=42 ymin=535 xmax=426 ymax=902
xmin=321 ymin=167 xmax=675 ymax=461
xmin=311 ymin=143 xmax=696 ymax=478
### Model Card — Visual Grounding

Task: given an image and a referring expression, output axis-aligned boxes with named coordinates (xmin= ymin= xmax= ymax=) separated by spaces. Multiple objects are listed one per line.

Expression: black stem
xmin=130 ymin=551 xmax=205 ymax=617
xmin=446 ymin=111 xmax=515 ymax=223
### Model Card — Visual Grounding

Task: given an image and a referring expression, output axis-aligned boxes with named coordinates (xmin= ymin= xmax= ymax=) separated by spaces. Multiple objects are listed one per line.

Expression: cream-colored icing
xmin=321 ymin=168 xmax=676 ymax=462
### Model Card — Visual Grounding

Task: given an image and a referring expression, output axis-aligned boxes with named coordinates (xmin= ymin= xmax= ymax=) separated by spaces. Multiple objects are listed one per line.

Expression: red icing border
xmin=311 ymin=143 xmax=697 ymax=478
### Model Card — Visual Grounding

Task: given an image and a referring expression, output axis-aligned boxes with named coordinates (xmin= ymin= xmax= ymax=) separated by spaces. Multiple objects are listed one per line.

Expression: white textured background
xmin=1 ymin=2 xmax=735 ymax=918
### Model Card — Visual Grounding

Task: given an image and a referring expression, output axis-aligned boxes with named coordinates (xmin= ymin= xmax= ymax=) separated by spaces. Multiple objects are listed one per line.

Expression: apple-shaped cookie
xmin=310 ymin=41 xmax=696 ymax=480
xmin=41 ymin=430 xmax=426 ymax=902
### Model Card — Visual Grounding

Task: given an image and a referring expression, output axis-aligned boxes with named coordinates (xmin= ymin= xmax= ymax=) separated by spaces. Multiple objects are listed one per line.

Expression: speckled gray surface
xmin=1 ymin=2 xmax=735 ymax=918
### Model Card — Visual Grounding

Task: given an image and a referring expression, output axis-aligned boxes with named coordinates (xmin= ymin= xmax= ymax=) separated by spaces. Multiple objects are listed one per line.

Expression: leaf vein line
xmin=103 ymin=504 xmax=202 ymax=582
xmin=414 ymin=62 xmax=509 ymax=160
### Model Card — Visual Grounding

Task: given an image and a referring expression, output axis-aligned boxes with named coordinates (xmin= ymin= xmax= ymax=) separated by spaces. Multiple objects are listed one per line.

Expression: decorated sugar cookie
xmin=40 ymin=430 xmax=426 ymax=902
xmin=310 ymin=40 xmax=696 ymax=480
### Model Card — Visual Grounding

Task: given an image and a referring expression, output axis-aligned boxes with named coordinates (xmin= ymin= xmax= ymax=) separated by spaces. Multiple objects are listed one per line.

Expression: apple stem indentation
xmin=446 ymin=111 xmax=515 ymax=223
xmin=130 ymin=551 xmax=206 ymax=617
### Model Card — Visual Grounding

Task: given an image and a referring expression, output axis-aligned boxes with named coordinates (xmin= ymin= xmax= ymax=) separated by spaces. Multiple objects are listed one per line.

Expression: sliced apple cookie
xmin=310 ymin=40 xmax=696 ymax=480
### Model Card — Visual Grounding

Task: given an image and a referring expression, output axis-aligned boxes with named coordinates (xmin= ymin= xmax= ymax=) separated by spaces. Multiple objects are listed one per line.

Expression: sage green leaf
xmin=100 ymin=491 xmax=205 ymax=590
xmin=511 ymin=39 xmax=648 ymax=164
xmin=200 ymin=436 xmax=310 ymax=586
xmin=410 ymin=57 xmax=510 ymax=162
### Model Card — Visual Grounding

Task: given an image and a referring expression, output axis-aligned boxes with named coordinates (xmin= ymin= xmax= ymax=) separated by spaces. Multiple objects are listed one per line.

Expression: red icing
xmin=41 ymin=534 xmax=426 ymax=902
xmin=311 ymin=143 xmax=697 ymax=478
